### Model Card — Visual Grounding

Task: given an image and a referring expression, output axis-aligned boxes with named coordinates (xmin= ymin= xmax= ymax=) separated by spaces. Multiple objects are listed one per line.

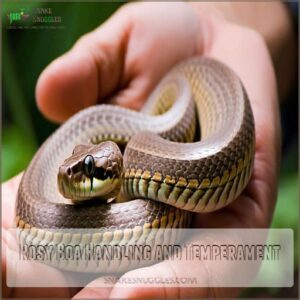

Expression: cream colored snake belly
xmin=15 ymin=57 xmax=255 ymax=271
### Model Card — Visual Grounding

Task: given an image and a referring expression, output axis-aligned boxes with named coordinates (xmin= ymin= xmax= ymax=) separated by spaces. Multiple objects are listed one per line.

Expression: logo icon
xmin=7 ymin=8 xmax=30 ymax=24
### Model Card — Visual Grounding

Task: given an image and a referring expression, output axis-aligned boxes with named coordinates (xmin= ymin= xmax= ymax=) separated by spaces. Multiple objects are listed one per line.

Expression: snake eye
xmin=83 ymin=155 xmax=95 ymax=177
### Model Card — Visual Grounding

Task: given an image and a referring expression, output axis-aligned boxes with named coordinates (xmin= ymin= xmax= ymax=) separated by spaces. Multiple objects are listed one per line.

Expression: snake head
xmin=58 ymin=141 xmax=123 ymax=201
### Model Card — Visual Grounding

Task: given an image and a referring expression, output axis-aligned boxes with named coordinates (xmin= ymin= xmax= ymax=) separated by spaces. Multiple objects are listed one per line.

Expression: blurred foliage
xmin=1 ymin=0 xmax=299 ymax=297
xmin=271 ymin=139 xmax=298 ymax=266
xmin=2 ymin=125 xmax=36 ymax=181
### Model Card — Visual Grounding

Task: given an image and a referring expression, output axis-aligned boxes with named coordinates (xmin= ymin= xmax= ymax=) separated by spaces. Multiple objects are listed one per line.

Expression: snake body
xmin=16 ymin=58 xmax=255 ymax=271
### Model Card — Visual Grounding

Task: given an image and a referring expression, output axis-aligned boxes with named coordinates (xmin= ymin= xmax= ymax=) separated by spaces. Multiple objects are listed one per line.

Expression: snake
xmin=15 ymin=57 xmax=255 ymax=272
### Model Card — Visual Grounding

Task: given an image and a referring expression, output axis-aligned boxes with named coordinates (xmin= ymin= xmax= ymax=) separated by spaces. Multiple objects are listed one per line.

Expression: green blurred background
xmin=2 ymin=1 xmax=298 ymax=297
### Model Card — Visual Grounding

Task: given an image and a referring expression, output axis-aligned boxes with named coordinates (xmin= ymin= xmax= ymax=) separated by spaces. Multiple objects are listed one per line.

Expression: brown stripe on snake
xmin=123 ymin=140 xmax=254 ymax=213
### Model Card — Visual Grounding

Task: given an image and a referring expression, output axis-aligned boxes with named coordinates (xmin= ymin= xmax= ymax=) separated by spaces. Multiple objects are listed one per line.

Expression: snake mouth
xmin=58 ymin=169 xmax=121 ymax=201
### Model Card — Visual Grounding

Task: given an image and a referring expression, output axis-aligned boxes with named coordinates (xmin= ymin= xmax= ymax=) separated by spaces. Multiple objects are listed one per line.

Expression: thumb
xmin=35 ymin=7 xmax=134 ymax=123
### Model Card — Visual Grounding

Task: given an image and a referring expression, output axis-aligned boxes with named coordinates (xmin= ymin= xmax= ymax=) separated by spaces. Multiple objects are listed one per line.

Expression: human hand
xmin=36 ymin=2 xmax=205 ymax=123
xmin=5 ymin=2 xmax=281 ymax=298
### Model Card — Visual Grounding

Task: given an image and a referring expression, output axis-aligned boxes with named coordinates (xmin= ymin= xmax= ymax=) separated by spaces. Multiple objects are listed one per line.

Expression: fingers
xmin=71 ymin=262 xmax=212 ymax=299
xmin=36 ymin=51 xmax=99 ymax=123
xmin=72 ymin=277 xmax=114 ymax=299
xmin=108 ymin=75 xmax=154 ymax=111
xmin=2 ymin=173 xmax=23 ymax=230
xmin=36 ymin=2 xmax=204 ymax=123
xmin=106 ymin=262 xmax=239 ymax=299
xmin=72 ymin=233 xmax=247 ymax=299
xmin=107 ymin=263 xmax=204 ymax=299
xmin=36 ymin=8 xmax=131 ymax=123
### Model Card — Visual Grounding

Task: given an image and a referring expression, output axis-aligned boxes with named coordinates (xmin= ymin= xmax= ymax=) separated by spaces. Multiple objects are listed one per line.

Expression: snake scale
xmin=16 ymin=57 xmax=255 ymax=272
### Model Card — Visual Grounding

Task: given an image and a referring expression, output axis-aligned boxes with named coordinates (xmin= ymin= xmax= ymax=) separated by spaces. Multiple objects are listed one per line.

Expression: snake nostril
xmin=67 ymin=168 xmax=71 ymax=176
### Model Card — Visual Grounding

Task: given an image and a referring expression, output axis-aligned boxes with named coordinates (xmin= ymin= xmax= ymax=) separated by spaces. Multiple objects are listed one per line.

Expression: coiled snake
xmin=16 ymin=57 xmax=255 ymax=272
